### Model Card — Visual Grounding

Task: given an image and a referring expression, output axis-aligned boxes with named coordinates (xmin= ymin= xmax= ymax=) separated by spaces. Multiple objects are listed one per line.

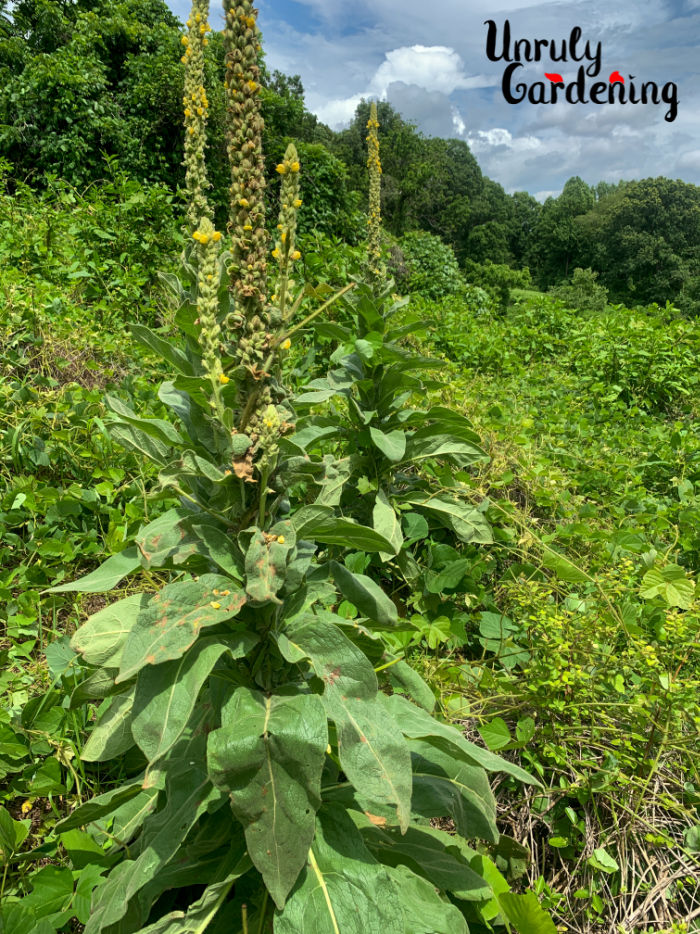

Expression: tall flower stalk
xmin=366 ymin=100 xmax=385 ymax=288
xmin=223 ymin=1 xmax=267 ymax=314
xmin=182 ymin=0 xmax=227 ymax=418
xmin=181 ymin=0 xmax=213 ymax=229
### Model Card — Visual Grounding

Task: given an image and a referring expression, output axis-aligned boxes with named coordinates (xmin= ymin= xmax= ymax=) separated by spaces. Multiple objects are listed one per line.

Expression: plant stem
xmin=257 ymin=890 xmax=269 ymax=934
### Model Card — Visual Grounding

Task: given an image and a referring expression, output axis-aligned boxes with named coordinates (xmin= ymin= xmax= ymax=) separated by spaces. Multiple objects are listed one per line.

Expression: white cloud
xmin=370 ymin=45 xmax=481 ymax=97
xmin=468 ymin=128 xmax=542 ymax=151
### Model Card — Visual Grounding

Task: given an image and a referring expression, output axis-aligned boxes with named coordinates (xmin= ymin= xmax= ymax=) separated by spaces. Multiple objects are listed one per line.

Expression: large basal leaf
xmin=404 ymin=428 xmax=486 ymax=468
xmin=106 ymin=394 xmax=184 ymax=447
xmin=136 ymin=867 xmax=250 ymax=934
xmin=330 ymin=561 xmax=398 ymax=627
xmin=136 ymin=507 xmax=202 ymax=569
xmin=207 ymin=687 xmax=327 ymax=909
xmin=359 ymin=820 xmax=490 ymax=902
xmin=388 ymin=865 xmax=468 ymax=934
xmin=189 ymin=522 xmax=244 ymax=581
xmin=55 ymin=780 xmax=144 ymax=833
xmin=117 ymin=576 xmax=246 ymax=683
xmin=81 ymin=690 xmax=136 ymax=763
xmin=381 ymin=693 xmax=536 ymax=785
xmin=282 ymin=616 xmax=412 ymax=830
xmin=274 ymin=805 xmax=404 ymax=934
xmin=369 ymin=426 xmax=406 ymax=462
xmin=304 ymin=515 xmax=398 ymax=554
xmin=132 ymin=637 xmax=252 ymax=765
xmin=85 ymin=760 xmax=218 ymax=933
xmin=49 ymin=546 xmax=140 ymax=593
xmin=409 ymin=737 xmax=498 ymax=842
xmin=130 ymin=324 xmax=196 ymax=377
xmin=71 ymin=593 xmax=150 ymax=668
xmin=387 ymin=660 xmax=435 ymax=713
xmin=373 ymin=490 xmax=403 ymax=561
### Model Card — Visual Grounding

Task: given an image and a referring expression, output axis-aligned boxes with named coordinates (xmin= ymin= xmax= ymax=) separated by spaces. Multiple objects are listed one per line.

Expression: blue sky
xmin=167 ymin=1 xmax=700 ymax=199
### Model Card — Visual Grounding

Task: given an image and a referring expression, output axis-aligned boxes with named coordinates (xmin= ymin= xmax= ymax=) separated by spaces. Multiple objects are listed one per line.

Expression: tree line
xmin=2 ymin=0 xmax=699 ymax=311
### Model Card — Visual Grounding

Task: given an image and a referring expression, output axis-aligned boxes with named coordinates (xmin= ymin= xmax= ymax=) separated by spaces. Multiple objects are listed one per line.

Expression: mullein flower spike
xmin=366 ymin=101 xmax=385 ymax=287
xmin=271 ymin=143 xmax=302 ymax=322
xmin=182 ymin=0 xmax=213 ymax=229
xmin=223 ymin=1 xmax=267 ymax=312
xmin=192 ymin=219 xmax=226 ymax=406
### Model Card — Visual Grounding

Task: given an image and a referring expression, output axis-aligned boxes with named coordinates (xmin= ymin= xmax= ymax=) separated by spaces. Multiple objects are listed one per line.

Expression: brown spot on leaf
xmin=324 ymin=666 xmax=342 ymax=686
xmin=365 ymin=812 xmax=387 ymax=827
xmin=146 ymin=654 xmax=156 ymax=664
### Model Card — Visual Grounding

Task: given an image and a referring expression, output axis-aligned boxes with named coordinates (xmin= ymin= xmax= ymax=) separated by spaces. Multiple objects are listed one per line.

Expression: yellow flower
xmin=199 ymin=232 xmax=210 ymax=245
xmin=195 ymin=12 xmax=201 ymax=22
xmin=243 ymin=224 xmax=252 ymax=230
xmin=271 ymin=248 xmax=280 ymax=259
xmin=181 ymin=35 xmax=189 ymax=46
xmin=294 ymin=199 xmax=302 ymax=208
xmin=210 ymin=601 xmax=221 ymax=609
xmin=291 ymin=250 xmax=301 ymax=261
xmin=184 ymin=108 xmax=191 ymax=117
xmin=290 ymin=161 xmax=300 ymax=173
xmin=247 ymin=79 xmax=257 ymax=91
xmin=239 ymin=197 xmax=249 ymax=207
xmin=281 ymin=338 xmax=291 ymax=350
xmin=277 ymin=535 xmax=286 ymax=544
xmin=202 ymin=37 xmax=208 ymax=45
xmin=211 ymin=231 xmax=222 ymax=242
xmin=20 ymin=800 xmax=33 ymax=816
xmin=219 ymin=374 xmax=230 ymax=384
xmin=281 ymin=231 xmax=287 ymax=243
xmin=275 ymin=163 xmax=287 ymax=175
xmin=193 ymin=231 xmax=202 ymax=242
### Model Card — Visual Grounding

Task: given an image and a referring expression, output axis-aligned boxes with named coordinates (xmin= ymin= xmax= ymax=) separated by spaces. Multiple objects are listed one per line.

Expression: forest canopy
xmin=2 ymin=0 xmax=700 ymax=311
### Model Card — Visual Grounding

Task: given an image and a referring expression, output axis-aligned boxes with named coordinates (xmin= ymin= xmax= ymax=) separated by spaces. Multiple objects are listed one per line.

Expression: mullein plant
xmin=45 ymin=4 xmax=551 ymax=933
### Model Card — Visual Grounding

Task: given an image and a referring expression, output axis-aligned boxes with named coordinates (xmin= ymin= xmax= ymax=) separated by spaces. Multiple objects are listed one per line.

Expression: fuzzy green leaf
xmin=388 ymin=865 xmax=469 ymax=933
xmin=330 ymin=561 xmax=398 ymax=627
xmin=132 ymin=638 xmax=248 ymax=764
xmin=81 ymin=690 xmax=136 ymax=762
xmin=85 ymin=760 xmax=218 ymax=933
xmin=360 ymin=821 xmax=490 ymax=901
xmin=55 ymin=781 xmax=144 ymax=834
xmin=117 ymin=576 xmax=246 ymax=683
xmin=305 ymin=515 xmax=398 ymax=553
xmin=382 ymin=694 xmax=537 ymax=785
xmin=49 ymin=546 xmax=140 ymax=593
xmin=71 ymin=593 xmax=149 ymax=668
xmin=275 ymin=805 xmax=404 ymax=934
xmin=369 ymin=426 xmax=406 ymax=462
xmin=409 ymin=737 xmax=498 ymax=842
xmin=373 ymin=490 xmax=403 ymax=560
xmin=283 ymin=615 xmax=412 ymax=830
xmin=207 ymin=688 xmax=327 ymax=909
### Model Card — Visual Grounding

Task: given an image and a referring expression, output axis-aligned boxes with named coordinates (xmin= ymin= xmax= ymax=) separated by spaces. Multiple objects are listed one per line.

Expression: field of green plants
xmin=1 ymin=2 xmax=699 ymax=934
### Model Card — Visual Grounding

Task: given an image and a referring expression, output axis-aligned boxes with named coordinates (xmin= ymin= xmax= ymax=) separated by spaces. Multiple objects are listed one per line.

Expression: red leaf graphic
xmin=609 ymin=70 xmax=625 ymax=84
xmin=545 ymin=72 xmax=564 ymax=83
